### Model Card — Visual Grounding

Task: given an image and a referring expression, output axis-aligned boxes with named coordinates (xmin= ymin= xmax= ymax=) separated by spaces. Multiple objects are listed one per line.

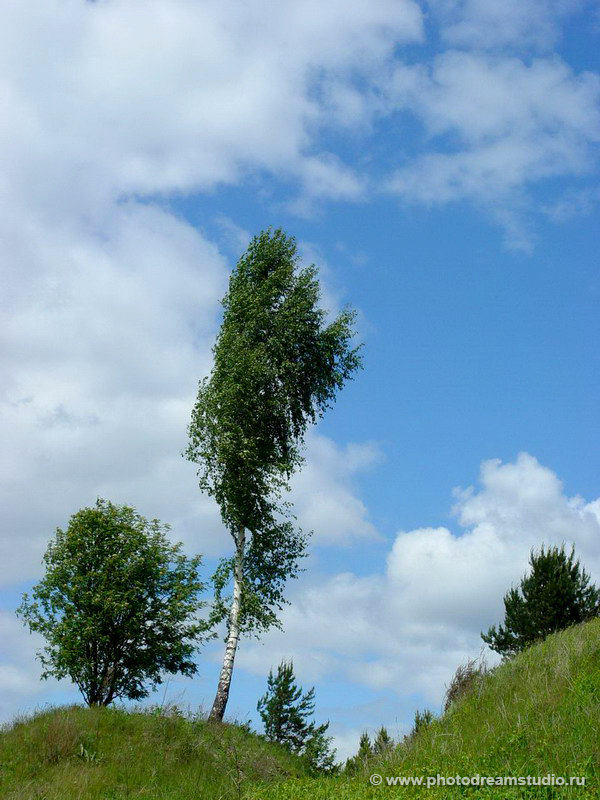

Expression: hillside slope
xmin=2 ymin=619 xmax=598 ymax=799
xmin=0 ymin=704 xmax=309 ymax=799
xmin=247 ymin=618 xmax=600 ymax=798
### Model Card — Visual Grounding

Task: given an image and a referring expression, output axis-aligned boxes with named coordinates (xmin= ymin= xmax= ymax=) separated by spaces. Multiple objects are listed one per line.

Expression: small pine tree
xmin=344 ymin=732 xmax=373 ymax=774
xmin=482 ymin=544 xmax=600 ymax=657
xmin=357 ymin=731 xmax=374 ymax=761
xmin=257 ymin=660 xmax=336 ymax=773
xmin=373 ymin=726 xmax=394 ymax=754
xmin=403 ymin=709 xmax=434 ymax=745
xmin=412 ymin=708 xmax=433 ymax=735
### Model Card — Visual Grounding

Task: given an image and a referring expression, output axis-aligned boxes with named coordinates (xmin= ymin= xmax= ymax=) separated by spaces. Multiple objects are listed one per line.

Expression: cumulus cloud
xmin=0 ymin=0 xmax=419 ymax=584
xmin=385 ymin=52 xmax=600 ymax=245
xmin=3 ymin=0 xmax=594 ymax=246
xmin=0 ymin=193 xmax=376 ymax=585
xmin=238 ymin=453 xmax=600 ymax=717
xmin=0 ymin=0 xmax=423 ymax=220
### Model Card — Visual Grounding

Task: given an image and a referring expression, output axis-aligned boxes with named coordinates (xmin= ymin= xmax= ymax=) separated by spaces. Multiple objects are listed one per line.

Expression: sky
xmin=1 ymin=0 xmax=599 ymax=761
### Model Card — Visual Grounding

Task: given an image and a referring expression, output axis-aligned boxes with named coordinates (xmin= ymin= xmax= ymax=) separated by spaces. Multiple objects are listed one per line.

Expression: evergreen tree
xmin=482 ymin=544 xmax=600 ymax=657
xmin=357 ymin=731 xmax=374 ymax=760
xmin=303 ymin=726 xmax=337 ymax=774
xmin=257 ymin=660 xmax=336 ymax=773
xmin=412 ymin=709 xmax=433 ymax=735
xmin=373 ymin=726 xmax=394 ymax=754
xmin=345 ymin=732 xmax=373 ymax=773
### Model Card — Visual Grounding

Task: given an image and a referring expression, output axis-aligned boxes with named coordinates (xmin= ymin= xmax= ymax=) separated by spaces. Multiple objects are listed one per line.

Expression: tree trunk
xmin=209 ymin=526 xmax=245 ymax=721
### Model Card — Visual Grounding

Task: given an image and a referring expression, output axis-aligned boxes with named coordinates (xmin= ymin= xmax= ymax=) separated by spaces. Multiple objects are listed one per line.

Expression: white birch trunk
xmin=209 ymin=525 xmax=245 ymax=721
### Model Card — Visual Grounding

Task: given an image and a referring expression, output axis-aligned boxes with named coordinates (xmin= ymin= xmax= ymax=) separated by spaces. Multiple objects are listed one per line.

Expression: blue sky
xmin=1 ymin=0 xmax=599 ymax=760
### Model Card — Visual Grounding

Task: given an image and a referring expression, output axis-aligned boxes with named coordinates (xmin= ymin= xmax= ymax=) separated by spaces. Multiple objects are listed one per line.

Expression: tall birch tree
xmin=186 ymin=228 xmax=361 ymax=721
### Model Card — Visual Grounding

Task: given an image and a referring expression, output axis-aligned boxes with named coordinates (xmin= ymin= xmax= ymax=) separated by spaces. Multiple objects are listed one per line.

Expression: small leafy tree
xmin=186 ymin=228 xmax=361 ymax=720
xmin=257 ymin=660 xmax=336 ymax=773
xmin=482 ymin=544 xmax=600 ymax=658
xmin=17 ymin=499 xmax=206 ymax=706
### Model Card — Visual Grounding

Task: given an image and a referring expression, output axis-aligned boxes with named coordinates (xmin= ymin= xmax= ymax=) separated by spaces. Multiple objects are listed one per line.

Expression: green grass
xmin=246 ymin=619 xmax=600 ymax=799
xmin=0 ymin=704 xmax=309 ymax=799
xmin=2 ymin=620 xmax=598 ymax=799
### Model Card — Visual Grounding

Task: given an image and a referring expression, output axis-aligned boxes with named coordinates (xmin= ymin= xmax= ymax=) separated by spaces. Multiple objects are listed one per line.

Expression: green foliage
xmin=0 ymin=705 xmax=310 ymax=800
xmin=357 ymin=732 xmax=373 ymax=759
xmin=257 ymin=660 xmax=336 ymax=773
xmin=17 ymin=499 xmax=206 ymax=706
xmin=209 ymin=521 xmax=307 ymax=637
xmin=399 ymin=710 xmax=434 ymax=749
xmin=482 ymin=544 xmax=600 ymax=657
xmin=345 ymin=728 xmax=393 ymax=779
xmin=186 ymin=228 xmax=362 ymax=635
xmin=302 ymin=727 xmax=337 ymax=776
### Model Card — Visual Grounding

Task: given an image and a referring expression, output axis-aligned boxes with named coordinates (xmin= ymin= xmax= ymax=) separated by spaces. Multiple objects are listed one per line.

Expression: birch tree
xmin=186 ymin=228 xmax=361 ymax=721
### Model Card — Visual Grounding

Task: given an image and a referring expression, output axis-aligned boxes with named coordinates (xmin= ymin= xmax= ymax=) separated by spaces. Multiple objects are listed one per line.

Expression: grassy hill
xmin=0 ymin=704 xmax=310 ymax=799
xmin=1 ymin=619 xmax=598 ymax=799
xmin=248 ymin=618 xmax=600 ymax=799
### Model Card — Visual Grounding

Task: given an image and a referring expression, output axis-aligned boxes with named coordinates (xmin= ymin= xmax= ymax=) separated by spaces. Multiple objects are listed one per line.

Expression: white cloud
xmin=385 ymin=52 xmax=600 ymax=244
xmin=238 ymin=453 xmax=600 ymax=720
xmin=290 ymin=432 xmax=381 ymax=546
xmin=542 ymin=186 xmax=600 ymax=221
xmin=391 ymin=53 xmax=598 ymax=146
xmin=0 ymin=612 xmax=78 ymax=723
xmin=0 ymin=202 xmax=230 ymax=585
xmin=427 ymin=0 xmax=585 ymax=50
xmin=0 ymin=0 xmax=423 ymax=220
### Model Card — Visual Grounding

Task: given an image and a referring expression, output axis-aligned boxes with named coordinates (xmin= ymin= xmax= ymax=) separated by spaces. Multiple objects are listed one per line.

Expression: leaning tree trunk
xmin=209 ymin=526 xmax=245 ymax=721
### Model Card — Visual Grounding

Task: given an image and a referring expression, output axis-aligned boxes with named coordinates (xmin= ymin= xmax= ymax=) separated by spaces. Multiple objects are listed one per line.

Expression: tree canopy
xmin=187 ymin=227 xmax=361 ymax=541
xmin=17 ymin=499 xmax=205 ymax=706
